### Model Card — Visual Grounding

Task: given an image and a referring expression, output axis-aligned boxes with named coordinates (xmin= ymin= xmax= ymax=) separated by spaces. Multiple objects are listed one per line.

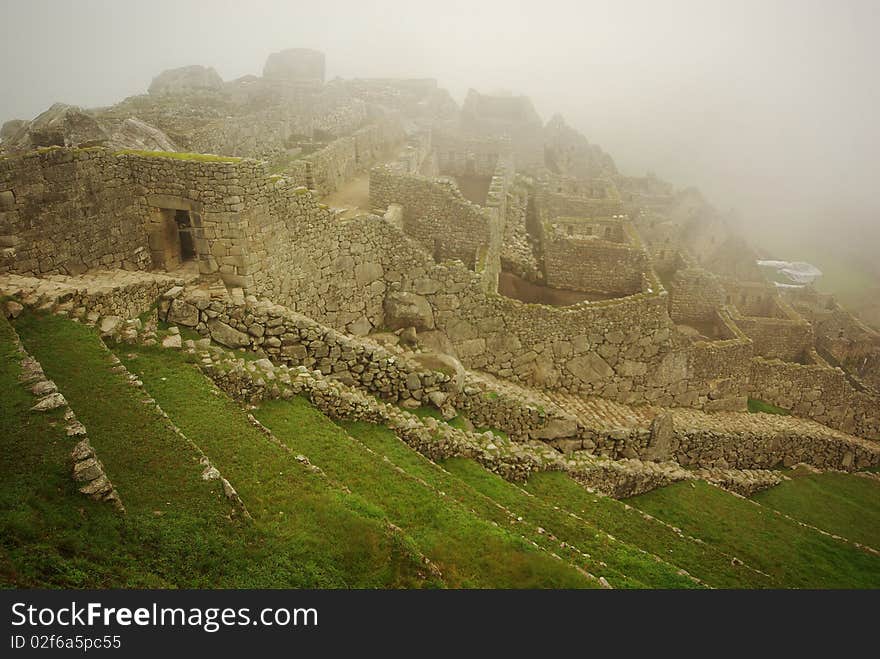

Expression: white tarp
xmin=756 ymin=260 xmax=823 ymax=286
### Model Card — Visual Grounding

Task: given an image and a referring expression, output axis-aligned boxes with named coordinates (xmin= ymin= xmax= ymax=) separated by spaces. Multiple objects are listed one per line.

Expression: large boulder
xmin=4 ymin=103 xmax=108 ymax=152
xmin=207 ymin=319 xmax=250 ymax=348
xmin=262 ymin=48 xmax=325 ymax=84
xmin=384 ymin=292 xmax=434 ymax=331
xmin=110 ymin=117 xmax=178 ymax=152
xmin=411 ymin=351 xmax=465 ymax=391
xmin=148 ymin=65 xmax=223 ymax=95
xmin=166 ymin=299 xmax=199 ymax=327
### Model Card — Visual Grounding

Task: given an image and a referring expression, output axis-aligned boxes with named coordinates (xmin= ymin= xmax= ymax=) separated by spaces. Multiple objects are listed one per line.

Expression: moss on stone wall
xmin=113 ymin=149 xmax=243 ymax=163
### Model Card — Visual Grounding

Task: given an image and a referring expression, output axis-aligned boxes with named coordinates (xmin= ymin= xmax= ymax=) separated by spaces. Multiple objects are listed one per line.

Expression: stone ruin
xmin=1 ymin=47 xmax=879 ymax=496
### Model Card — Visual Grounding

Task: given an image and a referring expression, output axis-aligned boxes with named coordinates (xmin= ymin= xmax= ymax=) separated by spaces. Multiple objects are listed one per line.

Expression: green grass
xmin=254 ymin=400 xmax=596 ymax=588
xmin=2 ymin=314 xmax=239 ymax=587
xmin=523 ymin=471 xmax=774 ymax=588
xmin=341 ymin=421 xmax=657 ymax=588
xmin=114 ymin=340 xmax=437 ymax=588
xmin=7 ymin=313 xmax=879 ymax=589
xmin=631 ymin=480 xmax=880 ymax=588
xmin=747 ymin=398 xmax=790 ymax=415
xmin=437 ymin=457 xmax=700 ymax=588
xmin=113 ymin=149 xmax=243 ymax=163
xmin=6 ymin=313 xmax=431 ymax=588
xmin=753 ymin=472 xmax=880 ymax=549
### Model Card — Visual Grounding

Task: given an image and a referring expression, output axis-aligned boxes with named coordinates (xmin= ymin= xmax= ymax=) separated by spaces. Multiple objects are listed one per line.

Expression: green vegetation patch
xmin=254 ymin=399 xmax=595 ymax=588
xmin=5 ymin=313 xmax=430 ymax=588
xmin=747 ymin=398 xmax=790 ymax=415
xmin=753 ymin=472 xmax=880 ymax=549
xmin=116 ymin=341 xmax=436 ymax=588
xmin=439 ymin=457 xmax=700 ymax=588
xmin=3 ymin=314 xmax=247 ymax=587
xmin=631 ymin=480 xmax=880 ymax=588
xmin=523 ymin=471 xmax=773 ymax=588
xmin=113 ymin=149 xmax=242 ymax=164
xmin=341 ymin=421 xmax=649 ymax=587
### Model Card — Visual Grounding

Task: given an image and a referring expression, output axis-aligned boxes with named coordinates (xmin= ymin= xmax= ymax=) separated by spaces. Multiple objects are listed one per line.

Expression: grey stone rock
xmin=384 ymin=292 xmax=434 ymax=331
xmin=566 ymin=352 xmax=614 ymax=384
xmin=5 ymin=300 xmax=24 ymax=319
xmin=207 ymin=319 xmax=250 ymax=348
xmin=5 ymin=103 xmax=107 ymax=151
xmin=167 ymin=300 xmax=199 ymax=326
xmin=31 ymin=392 xmax=67 ymax=412
xmin=110 ymin=117 xmax=177 ymax=151
xmin=99 ymin=316 xmax=123 ymax=336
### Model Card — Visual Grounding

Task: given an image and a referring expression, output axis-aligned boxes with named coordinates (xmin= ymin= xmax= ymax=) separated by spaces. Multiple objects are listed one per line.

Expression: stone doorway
xmin=146 ymin=195 xmax=209 ymax=273
xmin=175 ymin=209 xmax=197 ymax=262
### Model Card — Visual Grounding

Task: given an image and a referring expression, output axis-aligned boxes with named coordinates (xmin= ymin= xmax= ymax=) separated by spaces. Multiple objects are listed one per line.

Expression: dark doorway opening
xmin=175 ymin=210 xmax=196 ymax=261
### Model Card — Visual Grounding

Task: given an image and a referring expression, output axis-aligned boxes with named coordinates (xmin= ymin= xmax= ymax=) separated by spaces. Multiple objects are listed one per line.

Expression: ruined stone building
xmin=2 ymin=47 xmax=879 ymax=489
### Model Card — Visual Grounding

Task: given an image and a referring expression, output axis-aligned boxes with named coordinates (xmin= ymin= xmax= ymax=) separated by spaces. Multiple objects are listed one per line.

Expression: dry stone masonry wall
xmin=749 ymin=357 xmax=880 ymax=440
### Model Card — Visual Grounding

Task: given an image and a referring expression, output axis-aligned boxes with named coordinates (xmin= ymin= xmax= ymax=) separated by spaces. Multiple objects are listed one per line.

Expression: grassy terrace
xmin=8 ymin=314 xmax=432 ymax=588
xmin=435 ymin=457 xmax=700 ymax=588
xmin=0 ymin=315 xmax=124 ymax=587
xmin=341 ymin=421 xmax=697 ymax=588
xmin=631 ymin=481 xmax=880 ymax=588
xmin=523 ymin=472 xmax=774 ymax=589
xmin=119 ymin=343 xmax=593 ymax=588
xmin=753 ymin=471 xmax=880 ymax=549
xmin=5 ymin=312 xmax=879 ymax=589
xmin=252 ymin=400 xmax=595 ymax=588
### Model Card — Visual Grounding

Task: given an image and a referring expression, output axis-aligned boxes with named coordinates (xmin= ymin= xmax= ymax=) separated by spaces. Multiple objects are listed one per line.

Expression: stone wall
xmin=0 ymin=147 xmax=149 ymax=276
xmin=685 ymin=309 xmax=753 ymax=410
xmin=749 ymin=357 xmax=880 ymax=440
xmin=541 ymin=220 xmax=648 ymax=295
xmin=786 ymin=289 xmax=880 ymax=391
xmin=0 ymin=270 xmax=183 ymax=322
xmin=283 ymin=119 xmax=405 ymax=195
xmin=246 ymin=184 xmax=747 ymax=411
xmin=674 ymin=426 xmax=878 ymax=471
xmin=460 ymin=90 xmax=545 ymax=170
xmin=432 ymin=132 xmax=510 ymax=176
xmin=537 ymin=189 xmax=624 ymax=221
xmin=186 ymin=92 xmax=370 ymax=161
xmin=369 ymin=167 xmax=501 ymax=268
xmin=500 ymin=182 xmax=539 ymax=280
xmin=0 ymin=146 xmax=318 ymax=291
xmin=668 ymin=264 xmax=726 ymax=326
xmin=253 ymin=211 xmax=434 ymax=336
xmin=724 ymin=280 xmax=784 ymax=317
xmin=730 ymin=305 xmax=813 ymax=362
xmin=160 ymin=286 xmax=459 ymax=405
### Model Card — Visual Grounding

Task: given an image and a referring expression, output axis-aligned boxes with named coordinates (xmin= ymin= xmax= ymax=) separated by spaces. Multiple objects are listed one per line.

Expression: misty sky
xmin=2 ymin=0 xmax=879 ymax=236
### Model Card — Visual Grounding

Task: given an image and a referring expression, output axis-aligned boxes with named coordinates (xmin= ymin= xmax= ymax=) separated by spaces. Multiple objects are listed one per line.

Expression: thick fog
xmin=2 ymin=0 xmax=878 ymax=270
